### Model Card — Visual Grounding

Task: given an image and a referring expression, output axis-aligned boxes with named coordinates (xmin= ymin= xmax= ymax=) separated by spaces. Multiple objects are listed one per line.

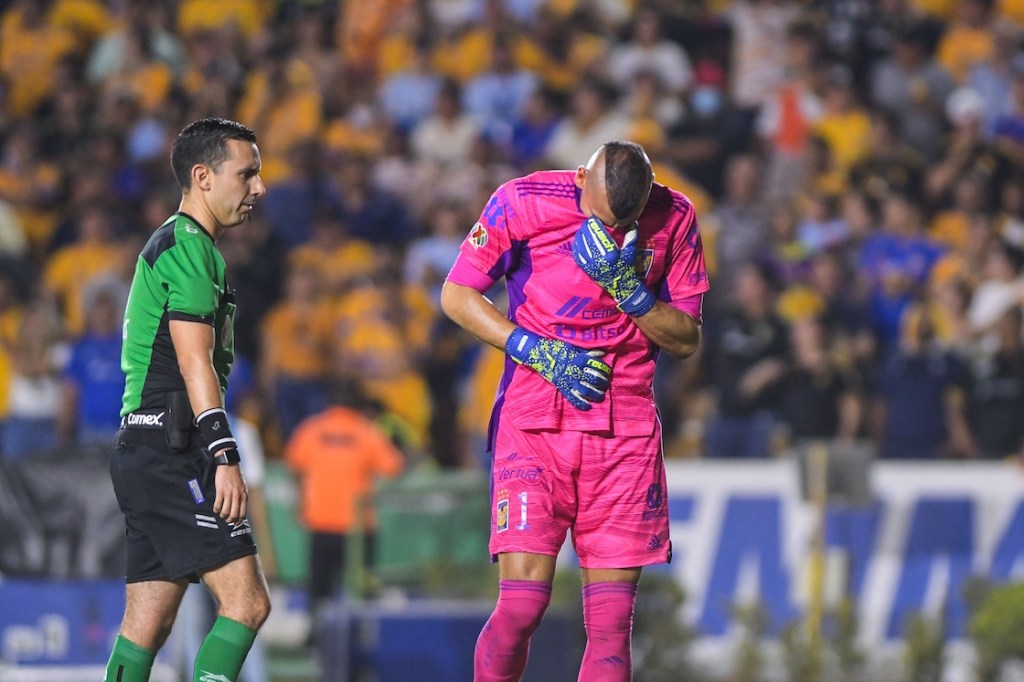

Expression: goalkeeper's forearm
xmin=631 ymin=302 xmax=701 ymax=359
xmin=440 ymin=280 xmax=517 ymax=350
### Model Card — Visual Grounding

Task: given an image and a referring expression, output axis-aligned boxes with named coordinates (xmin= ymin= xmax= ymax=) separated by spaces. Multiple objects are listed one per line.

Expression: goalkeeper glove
xmin=573 ymin=217 xmax=656 ymax=317
xmin=505 ymin=326 xmax=611 ymax=411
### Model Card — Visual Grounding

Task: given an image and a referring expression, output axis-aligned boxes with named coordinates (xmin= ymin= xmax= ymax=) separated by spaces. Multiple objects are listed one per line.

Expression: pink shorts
xmin=488 ymin=424 xmax=671 ymax=569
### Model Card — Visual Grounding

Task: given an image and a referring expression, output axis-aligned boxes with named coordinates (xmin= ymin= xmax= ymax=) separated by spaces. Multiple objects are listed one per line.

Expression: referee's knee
xmin=222 ymin=588 xmax=271 ymax=631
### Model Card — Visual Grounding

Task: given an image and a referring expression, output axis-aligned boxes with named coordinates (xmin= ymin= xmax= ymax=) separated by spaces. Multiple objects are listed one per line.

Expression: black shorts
xmin=109 ymin=427 xmax=256 ymax=583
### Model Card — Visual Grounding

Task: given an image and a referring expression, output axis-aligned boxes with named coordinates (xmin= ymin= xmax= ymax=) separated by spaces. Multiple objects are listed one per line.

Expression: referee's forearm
xmin=170 ymin=319 xmax=226 ymax=415
xmin=178 ymin=361 xmax=226 ymax=416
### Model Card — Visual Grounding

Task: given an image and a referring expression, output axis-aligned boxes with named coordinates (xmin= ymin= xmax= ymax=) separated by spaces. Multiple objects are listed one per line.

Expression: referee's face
xmin=209 ymin=139 xmax=266 ymax=231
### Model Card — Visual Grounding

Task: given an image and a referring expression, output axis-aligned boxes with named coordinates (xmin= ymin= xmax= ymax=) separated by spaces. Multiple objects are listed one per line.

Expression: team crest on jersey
xmin=468 ymin=222 xmax=488 ymax=249
xmin=496 ymin=490 xmax=509 ymax=533
xmin=636 ymin=248 xmax=654 ymax=277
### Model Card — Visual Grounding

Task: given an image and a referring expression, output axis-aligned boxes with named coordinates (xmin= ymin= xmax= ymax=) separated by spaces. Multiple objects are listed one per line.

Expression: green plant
xmin=831 ymin=598 xmax=865 ymax=682
xmin=633 ymin=573 xmax=701 ymax=682
xmin=902 ymin=612 xmax=945 ymax=682
xmin=730 ymin=602 xmax=768 ymax=682
xmin=781 ymin=620 xmax=824 ymax=682
xmin=969 ymin=581 xmax=1024 ymax=682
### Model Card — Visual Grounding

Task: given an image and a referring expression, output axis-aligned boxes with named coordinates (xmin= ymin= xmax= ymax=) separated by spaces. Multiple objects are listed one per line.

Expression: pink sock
xmin=578 ymin=581 xmax=638 ymax=682
xmin=474 ymin=579 xmax=552 ymax=682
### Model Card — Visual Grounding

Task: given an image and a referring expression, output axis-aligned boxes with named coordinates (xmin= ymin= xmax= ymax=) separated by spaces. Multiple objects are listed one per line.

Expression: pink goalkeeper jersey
xmin=447 ymin=170 xmax=710 ymax=437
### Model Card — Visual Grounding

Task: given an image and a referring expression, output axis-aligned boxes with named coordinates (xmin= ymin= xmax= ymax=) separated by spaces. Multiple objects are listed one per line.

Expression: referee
xmin=105 ymin=118 xmax=271 ymax=682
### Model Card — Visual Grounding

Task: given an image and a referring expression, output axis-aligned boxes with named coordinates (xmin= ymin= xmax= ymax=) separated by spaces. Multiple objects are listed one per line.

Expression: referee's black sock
xmin=104 ymin=634 xmax=156 ymax=682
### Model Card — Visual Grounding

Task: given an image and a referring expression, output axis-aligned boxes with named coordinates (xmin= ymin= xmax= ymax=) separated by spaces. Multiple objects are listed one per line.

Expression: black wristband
xmin=196 ymin=407 xmax=237 ymax=456
xmin=213 ymin=447 xmax=241 ymax=467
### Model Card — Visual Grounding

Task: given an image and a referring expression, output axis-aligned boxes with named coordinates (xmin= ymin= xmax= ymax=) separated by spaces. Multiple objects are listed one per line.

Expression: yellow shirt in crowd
xmin=43 ymin=241 xmax=124 ymax=335
xmin=0 ymin=8 xmax=76 ymax=116
xmin=0 ymin=306 xmax=22 ymax=418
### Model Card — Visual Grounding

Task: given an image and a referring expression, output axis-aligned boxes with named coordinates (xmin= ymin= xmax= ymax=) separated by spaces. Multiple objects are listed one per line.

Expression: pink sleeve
xmin=445 ymin=184 xmax=518 ymax=292
xmin=658 ymin=210 xmax=710 ymax=323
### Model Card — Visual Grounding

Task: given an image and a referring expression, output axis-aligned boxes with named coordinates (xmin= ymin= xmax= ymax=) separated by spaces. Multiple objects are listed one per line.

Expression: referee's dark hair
xmin=171 ymin=117 xmax=258 ymax=190
xmin=603 ymin=141 xmax=653 ymax=222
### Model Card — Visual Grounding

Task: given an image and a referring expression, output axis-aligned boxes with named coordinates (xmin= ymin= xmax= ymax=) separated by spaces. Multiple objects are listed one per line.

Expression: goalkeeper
xmin=441 ymin=141 xmax=709 ymax=681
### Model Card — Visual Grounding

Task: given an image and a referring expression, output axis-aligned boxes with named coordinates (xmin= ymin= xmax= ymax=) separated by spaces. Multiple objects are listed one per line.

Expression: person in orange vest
xmin=284 ymin=381 xmax=405 ymax=619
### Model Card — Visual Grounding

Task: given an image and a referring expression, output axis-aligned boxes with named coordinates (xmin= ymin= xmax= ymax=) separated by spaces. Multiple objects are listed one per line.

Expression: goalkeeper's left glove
xmin=505 ymin=326 xmax=611 ymax=411
xmin=573 ymin=217 xmax=655 ymax=317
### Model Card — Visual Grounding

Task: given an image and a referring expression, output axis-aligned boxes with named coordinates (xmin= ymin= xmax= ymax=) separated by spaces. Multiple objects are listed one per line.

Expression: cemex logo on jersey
xmin=126 ymin=411 xmax=164 ymax=427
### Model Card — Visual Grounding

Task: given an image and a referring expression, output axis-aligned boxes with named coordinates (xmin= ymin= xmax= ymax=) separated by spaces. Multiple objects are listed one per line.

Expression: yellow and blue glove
xmin=573 ymin=217 xmax=656 ymax=317
xmin=505 ymin=326 xmax=611 ymax=411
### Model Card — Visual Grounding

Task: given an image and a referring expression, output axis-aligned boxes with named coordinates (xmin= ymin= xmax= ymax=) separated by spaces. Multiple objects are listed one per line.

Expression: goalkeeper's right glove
xmin=505 ymin=326 xmax=611 ymax=411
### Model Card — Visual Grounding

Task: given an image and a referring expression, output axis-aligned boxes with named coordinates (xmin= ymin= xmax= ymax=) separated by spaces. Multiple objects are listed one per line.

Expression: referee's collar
xmin=175 ymin=212 xmax=215 ymax=242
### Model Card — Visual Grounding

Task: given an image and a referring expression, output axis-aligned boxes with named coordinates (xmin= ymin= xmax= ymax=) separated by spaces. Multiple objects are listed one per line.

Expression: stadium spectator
xmin=284 ymin=382 xmax=404 ymax=618
xmin=330 ymin=152 xmax=417 ymax=248
xmin=288 ymin=211 xmax=375 ymax=298
xmin=848 ymin=108 xmax=926 ymax=207
xmin=334 ymin=259 xmax=435 ymax=448
xmin=508 ymin=87 xmax=562 ymax=170
xmin=87 ymin=0 xmax=186 ymax=83
xmin=815 ymin=65 xmax=872 ymax=175
xmin=530 ymin=7 xmax=608 ymax=93
xmin=216 ymin=213 xmax=285 ymax=364
xmin=0 ymin=272 xmax=22 ymax=453
xmin=667 ymin=61 xmax=750 ymax=199
xmin=759 ymin=199 xmax=814 ymax=288
xmin=545 ymin=77 xmax=629 ymax=167
xmin=927 ymin=85 xmax=1016 ymax=206
xmin=779 ymin=315 xmax=863 ymax=446
xmin=43 ymin=204 xmax=127 ymax=336
xmin=0 ymin=123 xmax=62 ymax=255
xmin=968 ymin=19 xmax=1023 ymax=133
xmin=379 ymin=39 xmax=443 ymax=133
xmin=704 ymin=261 xmax=790 ymax=458
xmin=969 ymin=305 xmax=1024 ymax=458
xmin=929 ymin=174 xmax=990 ymax=252
xmin=967 ymin=241 xmax=1024 ymax=345
xmin=463 ymin=32 xmax=538 ymax=144
xmin=870 ymin=22 xmax=956 ymax=160
xmin=707 ymin=154 xmax=770 ymax=295
xmin=607 ymin=7 xmax=694 ymax=99
xmin=936 ymin=0 xmax=996 ymax=83
xmin=991 ymin=67 xmax=1024 ymax=147
xmin=757 ymin=20 xmax=824 ymax=200
xmin=858 ymin=189 xmax=947 ymax=347
xmin=870 ymin=303 xmax=975 ymax=458
xmin=1 ymin=298 xmax=63 ymax=459
xmin=236 ymin=45 xmax=323 ymax=184
xmin=726 ymin=0 xmax=802 ymax=115
xmin=261 ymin=141 xmax=340 ymax=248
xmin=0 ymin=0 xmax=76 ymax=118
xmin=404 ymin=201 xmax=466 ymax=304
xmin=57 ymin=278 xmax=126 ymax=447
xmin=260 ymin=265 xmax=334 ymax=441
xmin=410 ymin=78 xmax=481 ymax=167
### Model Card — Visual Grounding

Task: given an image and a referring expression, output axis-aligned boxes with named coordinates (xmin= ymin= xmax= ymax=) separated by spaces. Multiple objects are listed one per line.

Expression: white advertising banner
xmin=658 ymin=460 xmax=1024 ymax=643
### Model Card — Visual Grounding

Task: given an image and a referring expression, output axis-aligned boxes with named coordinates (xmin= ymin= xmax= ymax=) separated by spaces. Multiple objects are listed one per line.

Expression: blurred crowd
xmin=1 ymin=0 xmax=1023 ymax=469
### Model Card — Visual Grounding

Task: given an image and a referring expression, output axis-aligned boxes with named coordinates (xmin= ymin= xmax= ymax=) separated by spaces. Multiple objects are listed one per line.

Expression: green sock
xmin=105 ymin=635 xmax=155 ymax=682
xmin=193 ymin=616 xmax=257 ymax=682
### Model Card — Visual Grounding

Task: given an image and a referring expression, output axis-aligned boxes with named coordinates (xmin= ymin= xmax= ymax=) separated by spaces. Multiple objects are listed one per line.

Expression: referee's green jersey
xmin=121 ymin=212 xmax=235 ymax=416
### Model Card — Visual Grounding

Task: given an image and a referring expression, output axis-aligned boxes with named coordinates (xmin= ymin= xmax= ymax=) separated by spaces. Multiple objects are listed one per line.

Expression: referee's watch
xmin=213 ymin=447 xmax=241 ymax=467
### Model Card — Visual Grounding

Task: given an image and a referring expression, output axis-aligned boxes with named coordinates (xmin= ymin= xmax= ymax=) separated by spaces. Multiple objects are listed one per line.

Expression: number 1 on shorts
xmin=517 ymin=492 xmax=530 ymax=531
